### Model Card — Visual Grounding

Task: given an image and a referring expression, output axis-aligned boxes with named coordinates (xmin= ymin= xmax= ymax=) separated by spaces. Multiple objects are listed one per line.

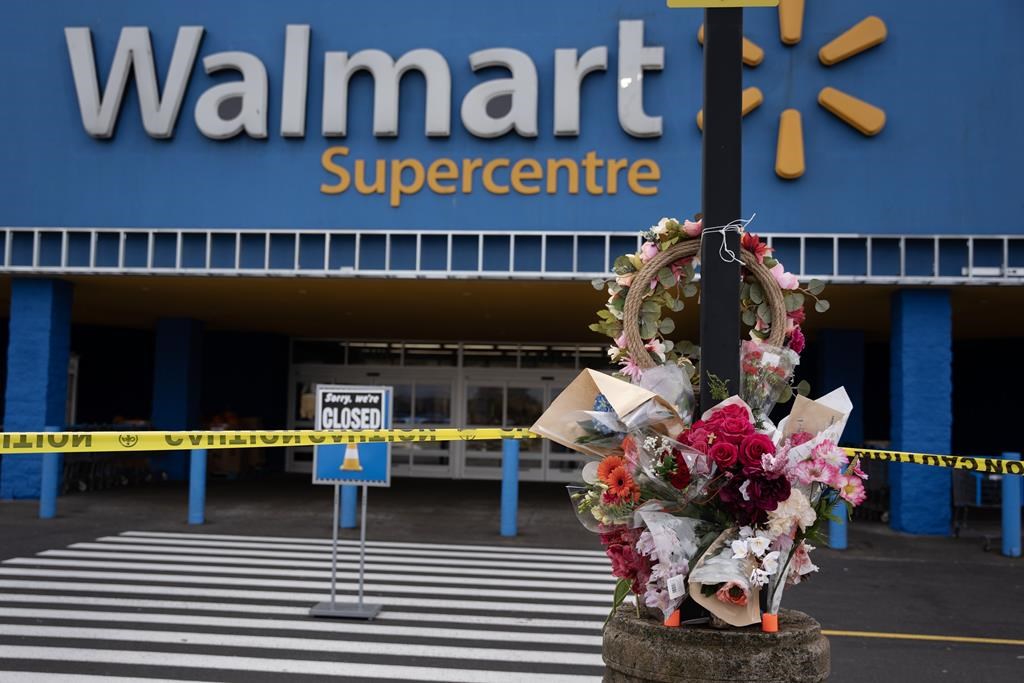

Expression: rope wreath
xmin=592 ymin=218 xmax=829 ymax=388
xmin=623 ymin=240 xmax=787 ymax=369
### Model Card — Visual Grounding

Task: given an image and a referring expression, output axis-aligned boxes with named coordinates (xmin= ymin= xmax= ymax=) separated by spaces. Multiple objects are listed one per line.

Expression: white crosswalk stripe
xmin=0 ymin=530 xmax=610 ymax=682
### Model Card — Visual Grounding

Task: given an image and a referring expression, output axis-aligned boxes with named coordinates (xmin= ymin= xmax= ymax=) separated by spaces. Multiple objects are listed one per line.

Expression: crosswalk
xmin=0 ymin=531 xmax=614 ymax=682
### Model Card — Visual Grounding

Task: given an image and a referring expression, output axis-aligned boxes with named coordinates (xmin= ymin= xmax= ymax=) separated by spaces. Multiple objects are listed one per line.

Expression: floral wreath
xmin=590 ymin=217 xmax=829 ymax=403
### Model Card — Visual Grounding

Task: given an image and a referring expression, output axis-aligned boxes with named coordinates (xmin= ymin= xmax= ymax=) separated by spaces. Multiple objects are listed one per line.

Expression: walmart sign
xmin=1 ymin=0 xmax=1017 ymax=234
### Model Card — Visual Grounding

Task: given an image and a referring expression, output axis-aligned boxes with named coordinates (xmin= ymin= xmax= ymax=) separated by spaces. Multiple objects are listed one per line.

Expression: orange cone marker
xmin=761 ymin=613 xmax=779 ymax=633
xmin=664 ymin=609 xmax=680 ymax=627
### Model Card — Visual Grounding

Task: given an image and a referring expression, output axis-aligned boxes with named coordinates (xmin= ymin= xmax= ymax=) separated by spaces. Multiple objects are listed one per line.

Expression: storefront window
xmin=415 ymin=384 xmax=451 ymax=424
xmin=466 ymin=385 xmax=503 ymax=425
xmin=463 ymin=344 xmax=518 ymax=367
xmin=393 ymin=384 xmax=413 ymax=422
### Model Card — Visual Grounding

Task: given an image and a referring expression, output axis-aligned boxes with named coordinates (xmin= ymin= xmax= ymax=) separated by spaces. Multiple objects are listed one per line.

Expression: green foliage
xmin=606 ymin=578 xmax=634 ymax=627
xmin=706 ymin=372 xmax=731 ymax=401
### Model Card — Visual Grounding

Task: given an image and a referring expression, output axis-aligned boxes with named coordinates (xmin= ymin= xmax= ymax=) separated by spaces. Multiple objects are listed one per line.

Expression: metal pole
xmin=187 ymin=449 xmax=207 ymax=525
xmin=357 ymin=485 xmax=369 ymax=607
xmin=38 ymin=426 xmax=61 ymax=520
xmin=699 ymin=7 xmax=744 ymax=410
xmin=501 ymin=438 xmax=520 ymax=537
xmin=1002 ymin=452 xmax=1021 ymax=558
xmin=330 ymin=484 xmax=340 ymax=605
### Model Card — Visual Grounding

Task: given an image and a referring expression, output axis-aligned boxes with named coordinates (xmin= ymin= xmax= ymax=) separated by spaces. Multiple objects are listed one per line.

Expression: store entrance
xmin=287 ymin=340 xmax=604 ymax=481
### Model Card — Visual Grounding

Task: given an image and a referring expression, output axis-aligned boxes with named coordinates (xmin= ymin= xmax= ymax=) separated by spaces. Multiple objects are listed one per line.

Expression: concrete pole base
xmin=603 ymin=605 xmax=830 ymax=682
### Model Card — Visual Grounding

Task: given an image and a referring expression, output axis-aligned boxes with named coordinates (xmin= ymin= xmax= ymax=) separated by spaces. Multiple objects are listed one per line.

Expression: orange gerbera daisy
xmin=597 ymin=455 xmax=626 ymax=484
xmin=606 ymin=465 xmax=639 ymax=502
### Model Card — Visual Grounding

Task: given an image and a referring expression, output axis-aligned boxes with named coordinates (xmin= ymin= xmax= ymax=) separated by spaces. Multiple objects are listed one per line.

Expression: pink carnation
xmin=789 ymin=326 xmax=806 ymax=354
xmin=793 ymin=458 xmax=840 ymax=486
xmin=835 ymin=474 xmax=867 ymax=506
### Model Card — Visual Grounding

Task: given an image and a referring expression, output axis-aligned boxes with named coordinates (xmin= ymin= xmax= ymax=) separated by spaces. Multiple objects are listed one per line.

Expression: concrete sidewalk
xmin=1 ymin=475 xmax=1022 ymax=681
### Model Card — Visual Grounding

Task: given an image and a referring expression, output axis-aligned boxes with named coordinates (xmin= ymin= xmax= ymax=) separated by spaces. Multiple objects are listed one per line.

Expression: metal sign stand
xmin=310 ymin=484 xmax=381 ymax=619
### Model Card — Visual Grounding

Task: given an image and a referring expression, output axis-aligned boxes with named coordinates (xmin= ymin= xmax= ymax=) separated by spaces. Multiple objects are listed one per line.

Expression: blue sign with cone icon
xmin=312 ymin=385 xmax=392 ymax=487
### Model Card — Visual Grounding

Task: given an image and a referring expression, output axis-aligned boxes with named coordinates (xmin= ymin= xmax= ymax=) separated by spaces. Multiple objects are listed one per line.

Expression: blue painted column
xmin=501 ymin=439 xmax=520 ymax=537
xmin=1002 ymin=452 xmax=1021 ymax=558
xmin=1 ymin=279 xmax=73 ymax=499
xmin=150 ymin=318 xmax=203 ymax=481
xmin=816 ymin=329 xmax=865 ymax=446
xmin=889 ymin=290 xmax=952 ymax=535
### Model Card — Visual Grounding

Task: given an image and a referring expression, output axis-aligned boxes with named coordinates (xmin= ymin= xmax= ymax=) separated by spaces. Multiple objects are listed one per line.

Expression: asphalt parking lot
xmin=1 ymin=475 xmax=1022 ymax=682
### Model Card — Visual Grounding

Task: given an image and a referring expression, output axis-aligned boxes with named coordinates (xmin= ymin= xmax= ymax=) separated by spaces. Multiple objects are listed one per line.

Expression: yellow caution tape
xmin=0 ymin=428 xmax=539 ymax=455
xmin=845 ymin=447 xmax=1024 ymax=476
xmin=0 ymin=429 xmax=1019 ymax=476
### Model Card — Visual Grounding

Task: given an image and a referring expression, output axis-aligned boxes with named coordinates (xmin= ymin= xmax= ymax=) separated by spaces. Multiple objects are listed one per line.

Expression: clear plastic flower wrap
xmin=567 ymin=390 xmax=684 ymax=459
xmin=634 ymin=509 xmax=707 ymax=621
xmin=636 ymin=364 xmax=696 ymax=429
xmin=740 ymin=340 xmax=799 ymax=421
xmin=630 ymin=428 xmax=716 ymax=510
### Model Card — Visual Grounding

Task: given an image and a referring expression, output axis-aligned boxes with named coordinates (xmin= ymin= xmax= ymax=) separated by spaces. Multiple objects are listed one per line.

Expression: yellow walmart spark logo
xmin=697 ymin=0 xmax=888 ymax=180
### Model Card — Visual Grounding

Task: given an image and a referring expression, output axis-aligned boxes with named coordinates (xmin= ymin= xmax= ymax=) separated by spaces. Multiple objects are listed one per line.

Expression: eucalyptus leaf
xmin=613 ymin=255 xmax=634 ymax=275
xmin=750 ymin=282 xmax=764 ymax=305
xmin=815 ymin=299 xmax=831 ymax=313
xmin=796 ymin=379 xmax=811 ymax=396
xmin=757 ymin=302 xmax=772 ymax=324
xmin=641 ymin=318 xmax=657 ymax=340
xmin=642 ymin=300 xmax=660 ymax=314
xmin=682 ymin=283 xmax=698 ymax=298
xmin=658 ymin=267 xmax=675 ymax=289
xmin=659 ymin=317 xmax=676 ymax=334
xmin=778 ymin=385 xmax=794 ymax=403
xmin=741 ymin=309 xmax=757 ymax=326
xmin=807 ymin=279 xmax=826 ymax=296
xmin=591 ymin=278 xmax=607 ymax=290
xmin=670 ymin=298 xmax=686 ymax=312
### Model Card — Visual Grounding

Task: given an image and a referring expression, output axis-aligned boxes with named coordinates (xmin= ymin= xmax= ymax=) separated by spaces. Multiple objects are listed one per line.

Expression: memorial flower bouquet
xmin=537 ymin=218 xmax=860 ymax=632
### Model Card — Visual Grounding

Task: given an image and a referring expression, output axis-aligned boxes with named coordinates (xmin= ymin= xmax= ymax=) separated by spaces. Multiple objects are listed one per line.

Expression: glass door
xmin=459 ymin=372 xmax=577 ymax=481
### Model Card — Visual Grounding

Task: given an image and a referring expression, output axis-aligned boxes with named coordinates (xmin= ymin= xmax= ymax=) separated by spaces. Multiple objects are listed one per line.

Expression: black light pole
xmin=699 ymin=7 xmax=744 ymax=409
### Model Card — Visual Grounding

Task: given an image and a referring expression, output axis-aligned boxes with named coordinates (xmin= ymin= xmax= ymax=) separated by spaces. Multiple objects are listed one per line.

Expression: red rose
xmin=718 ymin=416 xmax=754 ymax=445
xmin=670 ymin=451 xmax=692 ymax=490
xmin=707 ymin=403 xmax=748 ymax=424
xmin=709 ymin=441 xmax=739 ymax=469
xmin=739 ymin=433 xmax=775 ymax=470
xmin=683 ymin=426 xmax=713 ymax=454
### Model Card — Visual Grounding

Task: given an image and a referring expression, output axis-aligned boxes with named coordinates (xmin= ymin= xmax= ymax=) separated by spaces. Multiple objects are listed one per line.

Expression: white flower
xmin=746 ymin=534 xmax=771 ymax=557
xmin=766 ymin=489 xmax=817 ymax=537
xmin=651 ymin=217 xmax=676 ymax=235
xmin=731 ymin=539 xmax=749 ymax=560
xmin=750 ymin=568 xmax=771 ymax=586
xmin=739 ymin=479 xmax=752 ymax=502
xmin=761 ymin=550 xmax=781 ymax=575
xmin=738 ymin=526 xmax=755 ymax=539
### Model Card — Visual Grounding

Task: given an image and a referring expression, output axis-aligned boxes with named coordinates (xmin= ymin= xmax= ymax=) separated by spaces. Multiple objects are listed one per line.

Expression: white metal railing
xmin=1 ymin=227 xmax=1022 ymax=285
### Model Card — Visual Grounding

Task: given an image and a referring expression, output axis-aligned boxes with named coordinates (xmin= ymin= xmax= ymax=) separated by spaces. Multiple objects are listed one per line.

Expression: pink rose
xmin=682 ymin=219 xmax=703 ymax=238
xmin=717 ymin=416 xmax=754 ymax=446
xmin=715 ymin=580 xmax=749 ymax=606
xmin=640 ymin=241 xmax=659 ymax=262
xmin=684 ymin=427 xmax=713 ymax=454
xmin=770 ymin=263 xmax=799 ymax=290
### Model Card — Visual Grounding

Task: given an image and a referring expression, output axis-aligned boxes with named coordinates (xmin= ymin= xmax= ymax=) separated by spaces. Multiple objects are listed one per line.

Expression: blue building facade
xmin=1 ymin=0 xmax=1022 ymax=534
